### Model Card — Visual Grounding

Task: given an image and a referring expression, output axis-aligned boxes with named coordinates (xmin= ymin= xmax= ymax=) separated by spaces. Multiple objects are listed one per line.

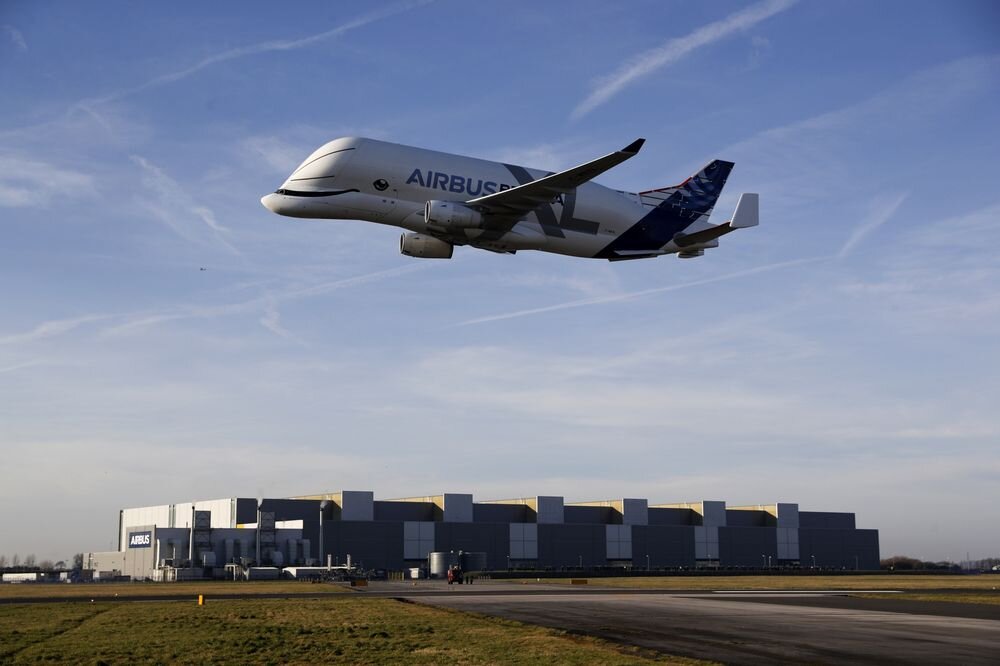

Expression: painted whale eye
xmin=373 ymin=179 xmax=389 ymax=191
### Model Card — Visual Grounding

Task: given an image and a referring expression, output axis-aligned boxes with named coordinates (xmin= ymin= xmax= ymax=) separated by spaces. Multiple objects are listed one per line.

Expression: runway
xmin=412 ymin=590 xmax=1000 ymax=665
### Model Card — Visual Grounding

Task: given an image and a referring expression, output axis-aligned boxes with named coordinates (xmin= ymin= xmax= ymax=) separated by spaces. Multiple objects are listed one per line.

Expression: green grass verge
xmin=0 ymin=598 xmax=711 ymax=665
xmin=510 ymin=574 xmax=1000 ymax=591
xmin=0 ymin=580 xmax=350 ymax=599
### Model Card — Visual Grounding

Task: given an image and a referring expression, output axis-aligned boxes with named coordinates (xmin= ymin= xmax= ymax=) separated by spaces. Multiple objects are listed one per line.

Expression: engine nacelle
xmin=424 ymin=200 xmax=483 ymax=232
xmin=400 ymin=233 xmax=454 ymax=259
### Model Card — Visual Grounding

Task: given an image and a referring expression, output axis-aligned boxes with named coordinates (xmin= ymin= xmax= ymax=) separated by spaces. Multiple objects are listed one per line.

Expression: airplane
xmin=260 ymin=137 xmax=758 ymax=261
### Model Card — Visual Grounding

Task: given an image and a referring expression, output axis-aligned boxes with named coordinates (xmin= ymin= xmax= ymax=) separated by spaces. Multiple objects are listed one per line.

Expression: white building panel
xmin=173 ymin=502 xmax=194 ymax=528
xmin=120 ymin=505 xmax=172 ymax=548
xmin=195 ymin=498 xmax=236 ymax=528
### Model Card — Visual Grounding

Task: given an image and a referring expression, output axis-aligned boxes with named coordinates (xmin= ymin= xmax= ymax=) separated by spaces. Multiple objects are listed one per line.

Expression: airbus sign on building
xmin=128 ymin=531 xmax=152 ymax=548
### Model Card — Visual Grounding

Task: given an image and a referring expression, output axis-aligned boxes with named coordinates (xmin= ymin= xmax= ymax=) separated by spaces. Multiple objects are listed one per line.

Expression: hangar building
xmin=86 ymin=490 xmax=880 ymax=579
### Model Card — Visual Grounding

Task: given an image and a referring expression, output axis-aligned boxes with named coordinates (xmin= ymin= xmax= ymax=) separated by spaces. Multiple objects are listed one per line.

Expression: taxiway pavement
xmin=412 ymin=590 xmax=1000 ymax=665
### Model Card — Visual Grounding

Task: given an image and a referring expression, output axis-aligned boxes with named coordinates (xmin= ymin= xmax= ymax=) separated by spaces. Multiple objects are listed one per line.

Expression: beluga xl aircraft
xmin=260 ymin=137 xmax=758 ymax=261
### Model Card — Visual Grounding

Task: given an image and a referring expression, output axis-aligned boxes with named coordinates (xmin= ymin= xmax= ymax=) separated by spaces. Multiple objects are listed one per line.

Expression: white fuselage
xmin=261 ymin=137 xmax=670 ymax=258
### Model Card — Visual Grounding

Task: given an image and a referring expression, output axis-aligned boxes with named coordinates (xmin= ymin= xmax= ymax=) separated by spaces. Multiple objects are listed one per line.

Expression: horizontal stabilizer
xmin=673 ymin=192 xmax=759 ymax=248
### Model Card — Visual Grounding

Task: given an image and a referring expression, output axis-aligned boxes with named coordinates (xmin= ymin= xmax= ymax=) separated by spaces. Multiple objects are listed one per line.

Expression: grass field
xmin=0 ymin=580 xmax=350 ymax=599
xmin=0 ymin=598 xmax=709 ymax=665
xmin=511 ymin=574 xmax=1000 ymax=591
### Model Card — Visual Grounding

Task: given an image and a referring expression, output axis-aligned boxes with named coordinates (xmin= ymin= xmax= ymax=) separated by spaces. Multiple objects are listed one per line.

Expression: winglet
xmin=729 ymin=192 xmax=759 ymax=229
xmin=623 ymin=138 xmax=645 ymax=154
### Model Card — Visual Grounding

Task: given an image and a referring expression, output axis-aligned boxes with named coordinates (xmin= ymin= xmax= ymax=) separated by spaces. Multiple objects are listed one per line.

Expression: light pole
xmin=811 ymin=554 xmax=816 ymax=569
xmin=646 ymin=554 xmax=650 ymax=571
xmin=506 ymin=554 xmax=510 ymax=571
xmin=578 ymin=555 xmax=583 ymax=569
xmin=761 ymin=554 xmax=766 ymax=569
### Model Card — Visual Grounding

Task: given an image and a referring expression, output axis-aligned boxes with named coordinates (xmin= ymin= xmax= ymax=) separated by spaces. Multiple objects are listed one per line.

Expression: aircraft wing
xmin=466 ymin=138 xmax=645 ymax=219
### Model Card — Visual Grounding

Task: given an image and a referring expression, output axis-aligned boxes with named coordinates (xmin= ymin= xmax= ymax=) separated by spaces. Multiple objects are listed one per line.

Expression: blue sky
xmin=1 ymin=0 xmax=998 ymax=561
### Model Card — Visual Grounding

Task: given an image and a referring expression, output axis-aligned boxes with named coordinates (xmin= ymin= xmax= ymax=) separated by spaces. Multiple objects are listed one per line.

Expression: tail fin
xmin=640 ymin=159 xmax=734 ymax=223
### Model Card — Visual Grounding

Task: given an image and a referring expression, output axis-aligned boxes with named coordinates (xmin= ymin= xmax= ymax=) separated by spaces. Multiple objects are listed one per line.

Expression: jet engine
xmin=400 ymin=232 xmax=454 ymax=259
xmin=424 ymin=200 xmax=483 ymax=232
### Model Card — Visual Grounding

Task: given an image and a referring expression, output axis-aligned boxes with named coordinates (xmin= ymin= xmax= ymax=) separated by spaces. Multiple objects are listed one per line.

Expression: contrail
xmin=101 ymin=263 xmax=433 ymax=338
xmin=572 ymin=0 xmax=797 ymax=119
xmin=0 ymin=314 xmax=110 ymax=345
xmin=838 ymin=192 xmax=908 ymax=259
xmin=459 ymin=256 xmax=825 ymax=326
xmin=71 ymin=0 xmax=434 ymax=111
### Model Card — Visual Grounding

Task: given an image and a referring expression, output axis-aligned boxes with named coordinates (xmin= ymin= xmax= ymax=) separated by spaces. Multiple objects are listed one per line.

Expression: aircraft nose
xmin=260 ymin=193 xmax=281 ymax=213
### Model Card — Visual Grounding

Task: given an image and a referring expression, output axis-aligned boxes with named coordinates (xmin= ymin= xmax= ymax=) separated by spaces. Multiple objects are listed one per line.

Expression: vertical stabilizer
xmin=639 ymin=160 xmax=735 ymax=223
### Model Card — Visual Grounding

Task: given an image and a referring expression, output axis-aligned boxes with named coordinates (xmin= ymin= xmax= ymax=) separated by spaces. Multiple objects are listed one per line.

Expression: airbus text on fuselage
xmin=260 ymin=138 xmax=758 ymax=260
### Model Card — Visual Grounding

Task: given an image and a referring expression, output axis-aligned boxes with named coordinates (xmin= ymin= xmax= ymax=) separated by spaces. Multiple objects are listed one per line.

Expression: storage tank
xmin=460 ymin=552 xmax=487 ymax=572
xmin=428 ymin=551 xmax=458 ymax=578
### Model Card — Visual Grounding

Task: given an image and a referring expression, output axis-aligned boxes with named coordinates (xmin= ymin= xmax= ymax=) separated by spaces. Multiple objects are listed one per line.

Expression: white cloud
xmin=485 ymin=140 xmax=594 ymax=173
xmin=707 ymin=54 xmax=999 ymax=234
xmin=747 ymin=35 xmax=772 ymax=70
xmin=2 ymin=25 xmax=27 ymax=52
xmin=100 ymin=262 xmax=431 ymax=338
xmin=572 ymin=0 xmax=797 ymax=119
xmin=835 ymin=200 xmax=1000 ymax=332
xmin=394 ymin=338 xmax=996 ymax=446
xmin=0 ymin=156 xmax=95 ymax=208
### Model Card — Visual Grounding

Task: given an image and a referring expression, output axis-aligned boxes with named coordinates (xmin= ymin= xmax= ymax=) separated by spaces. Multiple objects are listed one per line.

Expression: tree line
xmin=881 ymin=555 xmax=1000 ymax=571
xmin=0 ymin=553 xmax=85 ymax=571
